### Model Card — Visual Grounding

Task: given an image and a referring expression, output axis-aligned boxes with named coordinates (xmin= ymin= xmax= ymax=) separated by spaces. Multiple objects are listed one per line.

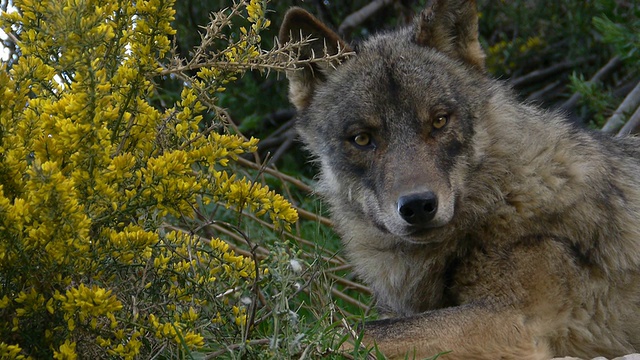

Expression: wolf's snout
xmin=397 ymin=192 xmax=438 ymax=224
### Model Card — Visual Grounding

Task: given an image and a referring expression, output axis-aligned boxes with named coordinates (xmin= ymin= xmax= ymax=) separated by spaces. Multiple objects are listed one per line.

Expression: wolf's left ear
xmin=279 ymin=8 xmax=352 ymax=110
xmin=415 ymin=0 xmax=485 ymax=71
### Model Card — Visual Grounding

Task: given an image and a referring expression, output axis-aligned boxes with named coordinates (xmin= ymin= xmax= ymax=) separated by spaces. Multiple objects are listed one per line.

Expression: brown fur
xmin=280 ymin=1 xmax=640 ymax=359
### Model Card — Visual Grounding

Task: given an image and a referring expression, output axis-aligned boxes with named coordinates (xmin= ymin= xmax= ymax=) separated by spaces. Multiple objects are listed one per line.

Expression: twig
xmin=268 ymin=134 xmax=296 ymax=165
xmin=3 ymin=29 xmax=20 ymax=45
xmin=327 ymin=273 xmax=372 ymax=295
xmin=161 ymin=40 xmax=354 ymax=77
xmin=616 ymin=104 xmax=640 ymax=137
xmin=264 ymin=110 xmax=296 ymax=132
xmin=240 ymin=210 xmax=344 ymax=265
xmin=331 ymin=287 xmax=371 ymax=313
xmin=236 ymin=156 xmax=335 ymax=226
xmin=205 ymin=338 xmax=271 ymax=359
xmin=339 ymin=0 xmax=396 ymax=37
xmin=559 ymin=56 xmax=622 ymax=113
xmin=258 ymin=118 xmax=296 ymax=150
xmin=508 ymin=57 xmax=591 ymax=89
xmin=602 ymin=79 xmax=640 ymax=133
xmin=236 ymin=156 xmax=315 ymax=194
xmin=325 ymin=264 xmax=353 ymax=273
xmin=162 ymin=223 xmax=270 ymax=259
xmin=526 ymin=80 xmax=562 ymax=103
xmin=257 ymin=132 xmax=294 ymax=151
xmin=208 ymin=223 xmax=271 ymax=257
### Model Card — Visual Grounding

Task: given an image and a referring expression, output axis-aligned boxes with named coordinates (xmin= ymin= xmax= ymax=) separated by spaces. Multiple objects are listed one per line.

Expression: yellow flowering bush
xmin=0 ymin=0 xmax=303 ymax=358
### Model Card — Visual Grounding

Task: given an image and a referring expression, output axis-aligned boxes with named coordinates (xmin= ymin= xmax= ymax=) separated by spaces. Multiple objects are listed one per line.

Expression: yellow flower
xmin=0 ymin=342 xmax=28 ymax=359
xmin=53 ymin=340 xmax=77 ymax=360
xmin=0 ymin=0 xmax=301 ymax=357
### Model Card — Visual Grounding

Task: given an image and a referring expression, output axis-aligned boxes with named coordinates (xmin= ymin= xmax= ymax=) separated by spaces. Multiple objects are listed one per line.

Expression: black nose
xmin=397 ymin=191 xmax=438 ymax=224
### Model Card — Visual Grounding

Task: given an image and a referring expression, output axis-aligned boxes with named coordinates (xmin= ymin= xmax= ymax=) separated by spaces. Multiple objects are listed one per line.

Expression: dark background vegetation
xmin=1 ymin=1 xmax=638 ymax=356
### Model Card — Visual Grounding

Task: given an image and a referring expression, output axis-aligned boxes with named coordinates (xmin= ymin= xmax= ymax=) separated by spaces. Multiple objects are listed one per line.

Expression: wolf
xmin=279 ymin=0 xmax=640 ymax=359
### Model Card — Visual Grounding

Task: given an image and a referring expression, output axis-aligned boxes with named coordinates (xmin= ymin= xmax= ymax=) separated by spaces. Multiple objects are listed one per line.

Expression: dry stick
xmin=257 ymin=132 xmax=292 ymax=151
xmin=331 ymin=287 xmax=371 ymax=313
xmin=241 ymin=211 xmax=347 ymax=265
xmin=249 ymin=166 xmax=334 ymax=228
xmin=205 ymin=338 xmax=271 ymax=359
xmin=237 ymin=157 xmax=333 ymax=227
xmin=325 ymin=263 xmax=353 ymax=273
xmin=163 ymin=223 xmax=269 ymax=259
xmin=182 ymin=197 xmax=342 ymax=265
xmin=508 ymin=57 xmax=591 ymax=89
xmin=293 ymin=207 xmax=333 ymax=228
xmin=236 ymin=156 xmax=318 ymax=195
xmin=219 ymin=212 xmax=365 ymax=293
xmin=559 ymin=56 xmax=622 ymax=113
xmin=259 ymin=113 xmax=296 ymax=142
xmin=327 ymin=273 xmax=372 ymax=294
xmin=268 ymin=133 xmax=296 ymax=165
xmin=602 ymin=79 xmax=640 ymax=133
xmin=612 ymin=77 xmax=640 ymax=99
xmin=210 ymin=223 xmax=272 ymax=257
xmin=616 ymin=104 xmax=640 ymax=137
xmin=526 ymin=80 xmax=562 ymax=103
xmin=188 ymin=214 xmax=350 ymax=280
xmin=339 ymin=0 xmax=396 ymax=37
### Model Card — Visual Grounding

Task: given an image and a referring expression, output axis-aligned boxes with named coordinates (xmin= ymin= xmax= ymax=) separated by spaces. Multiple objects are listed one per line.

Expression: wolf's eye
xmin=433 ymin=114 xmax=449 ymax=129
xmin=352 ymin=133 xmax=372 ymax=148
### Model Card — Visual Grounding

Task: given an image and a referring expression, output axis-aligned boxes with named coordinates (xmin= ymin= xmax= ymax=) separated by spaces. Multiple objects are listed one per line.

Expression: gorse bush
xmin=0 ymin=0 xmax=307 ymax=358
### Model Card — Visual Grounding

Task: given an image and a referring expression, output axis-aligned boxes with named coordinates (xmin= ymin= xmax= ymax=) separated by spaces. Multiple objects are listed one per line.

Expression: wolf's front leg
xmin=362 ymin=302 xmax=551 ymax=360
xmin=357 ymin=237 xmax=588 ymax=359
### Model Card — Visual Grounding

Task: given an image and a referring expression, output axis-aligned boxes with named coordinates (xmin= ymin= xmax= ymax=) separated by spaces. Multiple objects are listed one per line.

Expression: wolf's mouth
xmin=385 ymin=222 xmax=448 ymax=241
xmin=404 ymin=224 xmax=443 ymax=236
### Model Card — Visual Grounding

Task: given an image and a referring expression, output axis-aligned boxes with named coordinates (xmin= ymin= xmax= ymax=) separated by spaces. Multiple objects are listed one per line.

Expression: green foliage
xmin=567 ymin=6 xmax=640 ymax=129
xmin=569 ymin=72 xmax=616 ymax=128
xmin=593 ymin=15 xmax=640 ymax=64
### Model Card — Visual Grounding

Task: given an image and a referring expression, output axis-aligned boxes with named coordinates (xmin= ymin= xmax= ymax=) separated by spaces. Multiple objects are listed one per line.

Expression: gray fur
xmin=280 ymin=1 xmax=640 ymax=358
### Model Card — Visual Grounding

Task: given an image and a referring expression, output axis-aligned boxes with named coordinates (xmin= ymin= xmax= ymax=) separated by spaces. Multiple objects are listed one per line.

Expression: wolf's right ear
xmin=279 ymin=8 xmax=352 ymax=110
xmin=415 ymin=0 xmax=485 ymax=71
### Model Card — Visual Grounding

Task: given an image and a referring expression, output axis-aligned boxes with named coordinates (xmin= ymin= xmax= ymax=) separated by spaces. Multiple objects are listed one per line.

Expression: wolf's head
xmin=280 ymin=0 xmax=491 ymax=241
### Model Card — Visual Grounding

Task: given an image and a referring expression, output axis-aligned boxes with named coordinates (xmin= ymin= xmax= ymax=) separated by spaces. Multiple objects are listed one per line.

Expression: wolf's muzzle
xmin=397 ymin=191 xmax=438 ymax=225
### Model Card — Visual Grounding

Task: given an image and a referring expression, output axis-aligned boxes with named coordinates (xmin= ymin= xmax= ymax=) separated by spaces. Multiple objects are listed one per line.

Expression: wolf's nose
xmin=397 ymin=192 xmax=438 ymax=224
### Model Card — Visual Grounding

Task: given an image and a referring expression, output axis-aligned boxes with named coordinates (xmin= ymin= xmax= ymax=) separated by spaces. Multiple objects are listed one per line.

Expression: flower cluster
xmin=0 ymin=0 xmax=297 ymax=358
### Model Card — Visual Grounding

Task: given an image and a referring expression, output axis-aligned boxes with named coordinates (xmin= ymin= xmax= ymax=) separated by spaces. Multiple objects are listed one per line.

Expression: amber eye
xmin=352 ymin=133 xmax=372 ymax=147
xmin=433 ymin=114 xmax=449 ymax=129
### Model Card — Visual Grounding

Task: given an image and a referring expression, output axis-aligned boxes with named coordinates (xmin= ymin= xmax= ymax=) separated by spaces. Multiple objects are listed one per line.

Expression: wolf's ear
xmin=279 ymin=8 xmax=352 ymax=110
xmin=415 ymin=0 xmax=485 ymax=71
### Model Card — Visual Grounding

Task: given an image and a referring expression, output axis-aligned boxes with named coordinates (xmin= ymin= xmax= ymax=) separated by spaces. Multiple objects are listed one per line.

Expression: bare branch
xmin=339 ymin=0 xmax=396 ymax=37
xmin=236 ymin=156 xmax=316 ymax=195
xmin=616 ymin=104 xmax=640 ymax=137
xmin=508 ymin=57 xmax=592 ymax=89
xmin=602 ymin=79 xmax=640 ymax=133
